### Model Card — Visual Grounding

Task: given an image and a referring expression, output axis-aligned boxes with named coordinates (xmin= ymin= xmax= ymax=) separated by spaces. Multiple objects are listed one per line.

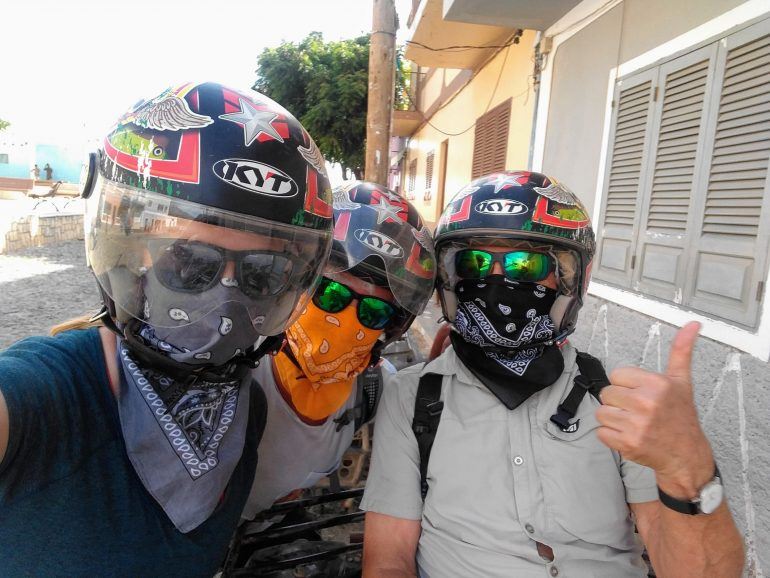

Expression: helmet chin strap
xmin=90 ymin=305 xmax=284 ymax=384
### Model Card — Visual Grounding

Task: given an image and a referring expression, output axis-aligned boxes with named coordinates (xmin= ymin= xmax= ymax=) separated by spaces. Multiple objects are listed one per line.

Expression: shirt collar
xmin=418 ymin=346 xmax=486 ymax=390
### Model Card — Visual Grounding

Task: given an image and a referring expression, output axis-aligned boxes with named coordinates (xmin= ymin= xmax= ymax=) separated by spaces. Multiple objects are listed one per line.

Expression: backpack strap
xmin=333 ymin=364 xmax=384 ymax=432
xmin=550 ymin=351 xmax=610 ymax=430
xmin=412 ymin=373 xmax=444 ymax=501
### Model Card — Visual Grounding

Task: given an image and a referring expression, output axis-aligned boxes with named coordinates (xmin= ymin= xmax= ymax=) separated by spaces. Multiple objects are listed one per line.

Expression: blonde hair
xmin=50 ymin=312 xmax=104 ymax=336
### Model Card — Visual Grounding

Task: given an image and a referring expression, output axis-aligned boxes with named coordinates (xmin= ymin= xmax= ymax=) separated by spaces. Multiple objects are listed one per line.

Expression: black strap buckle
xmin=549 ymin=407 xmax=572 ymax=430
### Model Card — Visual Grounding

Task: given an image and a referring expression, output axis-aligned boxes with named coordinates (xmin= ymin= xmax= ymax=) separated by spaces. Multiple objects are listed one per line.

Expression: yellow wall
xmin=403 ymin=29 xmax=536 ymax=228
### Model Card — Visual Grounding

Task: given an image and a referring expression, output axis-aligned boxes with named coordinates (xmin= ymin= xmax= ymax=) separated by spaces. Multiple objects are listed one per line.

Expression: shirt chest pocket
xmin=536 ymin=408 xmax=637 ymax=549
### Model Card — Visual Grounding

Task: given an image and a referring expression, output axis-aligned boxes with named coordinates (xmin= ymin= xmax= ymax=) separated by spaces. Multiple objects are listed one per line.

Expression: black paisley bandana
xmin=452 ymin=275 xmax=564 ymax=409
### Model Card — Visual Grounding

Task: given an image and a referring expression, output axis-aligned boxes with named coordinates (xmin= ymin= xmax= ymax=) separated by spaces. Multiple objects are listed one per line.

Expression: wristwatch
xmin=658 ymin=466 xmax=724 ymax=515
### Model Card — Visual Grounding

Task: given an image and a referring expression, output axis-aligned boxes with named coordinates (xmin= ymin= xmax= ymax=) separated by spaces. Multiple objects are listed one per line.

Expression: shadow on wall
xmin=570 ymin=297 xmax=767 ymax=576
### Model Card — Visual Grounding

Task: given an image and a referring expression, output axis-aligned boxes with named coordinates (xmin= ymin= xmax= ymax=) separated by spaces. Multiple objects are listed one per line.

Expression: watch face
xmin=699 ymin=480 xmax=724 ymax=514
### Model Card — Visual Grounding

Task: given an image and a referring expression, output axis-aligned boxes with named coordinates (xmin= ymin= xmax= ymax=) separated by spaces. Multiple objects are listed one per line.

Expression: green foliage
xmin=254 ymin=32 xmax=370 ymax=179
xmin=394 ymin=46 xmax=414 ymax=112
xmin=0 ymin=118 xmax=9 ymax=131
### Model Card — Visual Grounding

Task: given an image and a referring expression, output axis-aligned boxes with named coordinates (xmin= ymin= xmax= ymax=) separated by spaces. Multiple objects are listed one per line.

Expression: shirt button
xmin=513 ymin=455 xmax=524 ymax=466
xmin=524 ymin=523 xmax=535 ymax=534
xmin=550 ymin=566 xmax=559 ymax=577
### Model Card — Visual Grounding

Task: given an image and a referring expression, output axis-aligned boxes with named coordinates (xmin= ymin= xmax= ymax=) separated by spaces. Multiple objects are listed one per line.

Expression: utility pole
xmin=365 ymin=0 xmax=396 ymax=186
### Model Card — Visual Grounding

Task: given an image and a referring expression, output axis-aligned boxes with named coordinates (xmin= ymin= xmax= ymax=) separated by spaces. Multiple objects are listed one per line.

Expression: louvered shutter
xmin=594 ymin=69 xmax=657 ymax=287
xmin=424 ymin=150 xmax=435 ymax=200
xmin=472 ymin=99 xmax=511 ymax=179
xmin=407 ymin=158 xmax=418 ymax=200
xmin=633 ymin=46 xmax=717 ymax=301
xmin=684 ymin=19 xmax=770 ymax=328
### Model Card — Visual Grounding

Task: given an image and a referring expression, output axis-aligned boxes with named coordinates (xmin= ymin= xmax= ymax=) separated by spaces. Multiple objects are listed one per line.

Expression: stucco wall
xmin=570 ymin=295 xmax=768 ymax=575
xmin=541 ymin=0 xmax=748 ymax=215
xmin=404 ymin=29 xmax=537 ymax=226
xmin=540 ymin=6 xmax=624 ymax=216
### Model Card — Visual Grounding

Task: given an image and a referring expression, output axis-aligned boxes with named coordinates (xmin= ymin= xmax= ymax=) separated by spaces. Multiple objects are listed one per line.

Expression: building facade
xmin=400 ymin=0 xmax=770 ymax=574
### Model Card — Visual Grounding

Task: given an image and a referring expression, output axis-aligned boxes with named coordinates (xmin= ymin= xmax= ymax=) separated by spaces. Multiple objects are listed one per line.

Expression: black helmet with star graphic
xmin=328 ymin=181 xmax=436 ymax=326
xmin=434 ymin=170 xmax=595 ymax=341
xmin=81 ymin=81 xmax=334 ymax=337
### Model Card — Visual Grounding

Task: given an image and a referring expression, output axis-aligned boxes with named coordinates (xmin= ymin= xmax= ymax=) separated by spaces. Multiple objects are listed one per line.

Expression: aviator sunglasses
xmin=313 ymin=277 xmax=397 ymax=330
xmin=150 ymin=240 xmax=297 ymax=298
xmin=455 ymin=249 xmax=554 ymax=283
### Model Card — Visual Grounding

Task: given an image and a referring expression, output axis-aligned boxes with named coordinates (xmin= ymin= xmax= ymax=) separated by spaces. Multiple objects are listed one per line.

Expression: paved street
xmin=0 ymin=240 xmax=101 ymax=349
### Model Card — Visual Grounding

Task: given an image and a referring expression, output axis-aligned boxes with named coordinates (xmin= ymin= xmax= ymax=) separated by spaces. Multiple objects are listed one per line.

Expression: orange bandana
xmin=275 ymin=302 xmax=383 ymax=420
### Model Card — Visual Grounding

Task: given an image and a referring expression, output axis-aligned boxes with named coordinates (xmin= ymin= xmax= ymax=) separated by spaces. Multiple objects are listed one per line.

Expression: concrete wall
xmin=404 ymin=29 xmax=537 ymax=226
xmin=570 ymin=295 xmax=768 ymax=576
xmin=0 ymin=213 xmax=84 ymax=254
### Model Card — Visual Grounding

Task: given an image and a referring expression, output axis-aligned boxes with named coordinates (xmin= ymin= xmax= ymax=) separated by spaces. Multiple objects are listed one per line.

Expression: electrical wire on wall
xmin=401 ymin=30 xmax=532 ymax=138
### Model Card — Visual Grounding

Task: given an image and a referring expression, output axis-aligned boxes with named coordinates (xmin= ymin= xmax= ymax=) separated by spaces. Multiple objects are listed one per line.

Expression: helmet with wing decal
xmin=81 ymin=81 xmax=334 ymax=338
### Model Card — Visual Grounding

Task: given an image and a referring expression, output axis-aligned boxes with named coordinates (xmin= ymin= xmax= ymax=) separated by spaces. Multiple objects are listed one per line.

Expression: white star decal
xmin=371 ymin=197 xmax=405 ymax=224
xmin=219 ymin=97 xmax=284 ymax=146
xmin=487 ymin=173 xmax=526 ymax=194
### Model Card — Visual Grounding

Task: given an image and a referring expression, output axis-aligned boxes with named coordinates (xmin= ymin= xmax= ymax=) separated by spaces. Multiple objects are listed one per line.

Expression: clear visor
xmin=325 ymin=205 xmax=436 ymax=316
xmin=437 ymin=238 xmax=580 ymax=296
xmin=84 ymin=176 xmax=331 ymax=335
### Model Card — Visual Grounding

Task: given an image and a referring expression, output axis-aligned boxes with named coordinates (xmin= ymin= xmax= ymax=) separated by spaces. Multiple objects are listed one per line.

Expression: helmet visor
xmin=325 ymin=204 xmax=436 ymax=316
xmin=85 ymin=176 xmax=331 ymax=335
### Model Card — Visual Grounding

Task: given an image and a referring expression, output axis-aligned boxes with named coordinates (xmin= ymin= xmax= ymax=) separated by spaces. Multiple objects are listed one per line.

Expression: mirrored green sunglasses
xmin=313 ymin=277 xmax=397 ymax=330
xmin=455 ymin=249 xmax=553 ymax=282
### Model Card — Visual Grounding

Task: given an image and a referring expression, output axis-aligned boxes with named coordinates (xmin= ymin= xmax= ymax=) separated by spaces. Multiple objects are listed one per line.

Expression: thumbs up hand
xmin=596 ymin=322 xmax=715 ymax=498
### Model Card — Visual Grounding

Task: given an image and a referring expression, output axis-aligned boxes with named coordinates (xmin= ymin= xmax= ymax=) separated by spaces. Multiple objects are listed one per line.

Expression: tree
xmin=255 ymin=32 xmax=369 ymax=180
xmin=0 ymin=119 xmax=9 ymax=132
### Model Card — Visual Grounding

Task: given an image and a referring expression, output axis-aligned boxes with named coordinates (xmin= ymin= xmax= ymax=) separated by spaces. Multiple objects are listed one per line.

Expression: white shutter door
xmin=594 ymin=68 xmax=657 ymax=287
xmin=684 ymin=19 xmax=770 ymax=328
xmin=633 ymin=45 xmax=717 ymax=302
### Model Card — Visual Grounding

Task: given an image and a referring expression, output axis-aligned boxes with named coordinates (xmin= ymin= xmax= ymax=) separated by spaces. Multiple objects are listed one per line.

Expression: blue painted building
xmin=0 ymin=140 xmax=83 ymax=182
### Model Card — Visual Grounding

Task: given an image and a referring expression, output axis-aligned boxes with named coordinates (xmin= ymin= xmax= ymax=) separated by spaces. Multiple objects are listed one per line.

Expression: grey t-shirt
xmin=242 ymin=358 xmax=394 ymax=519
xmin=361 ymin=344 xmax=657 ymax=578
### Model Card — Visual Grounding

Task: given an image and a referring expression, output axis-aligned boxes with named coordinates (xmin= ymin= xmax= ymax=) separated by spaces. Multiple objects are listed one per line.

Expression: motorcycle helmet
xmin=434 ymin=170 xmax=595 ymax=343
xmin=81 ymin=81 xmax=334 ymax=339
xmin=326 ymin=181 xmax=436 ymax=350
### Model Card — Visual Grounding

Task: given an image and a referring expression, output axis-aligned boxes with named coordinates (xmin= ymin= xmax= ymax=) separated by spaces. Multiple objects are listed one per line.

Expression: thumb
xmin=666 ymin=321 xmax=701 ymax=381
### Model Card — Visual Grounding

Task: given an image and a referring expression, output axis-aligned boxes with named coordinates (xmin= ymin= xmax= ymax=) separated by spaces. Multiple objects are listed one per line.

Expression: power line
xmin=405 ymin=30 xmax=523 ymax=53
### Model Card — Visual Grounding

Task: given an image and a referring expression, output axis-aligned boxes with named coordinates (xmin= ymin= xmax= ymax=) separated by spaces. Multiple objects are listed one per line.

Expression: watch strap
xmin=657 ymin=465 xmax=721 ymax=515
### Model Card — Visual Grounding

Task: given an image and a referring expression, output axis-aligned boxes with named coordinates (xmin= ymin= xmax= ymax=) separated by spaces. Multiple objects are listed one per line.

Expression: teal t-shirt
xmin=0 ymin=328 xmax=264 ymax=577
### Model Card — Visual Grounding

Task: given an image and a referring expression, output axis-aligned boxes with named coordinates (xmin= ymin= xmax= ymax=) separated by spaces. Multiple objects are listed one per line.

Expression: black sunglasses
xmin=313 ymin=277 xmax=397 ymax=330
xmin=150 ymin=239 xmax=297 ymax=298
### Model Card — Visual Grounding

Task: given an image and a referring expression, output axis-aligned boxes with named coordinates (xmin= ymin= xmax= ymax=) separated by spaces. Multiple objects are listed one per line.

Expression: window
xmin=472 ymin=98 xmax=511 ymax=179
xmin=424 ymin=150 xmax=435 ymax=201
xmin=0 ymin=154 xmax=8 ymax=164
xmin=407 ymin=158 xmax=417 ymax=200
xmin=595 ymin=19 xmax=770 ymax=329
